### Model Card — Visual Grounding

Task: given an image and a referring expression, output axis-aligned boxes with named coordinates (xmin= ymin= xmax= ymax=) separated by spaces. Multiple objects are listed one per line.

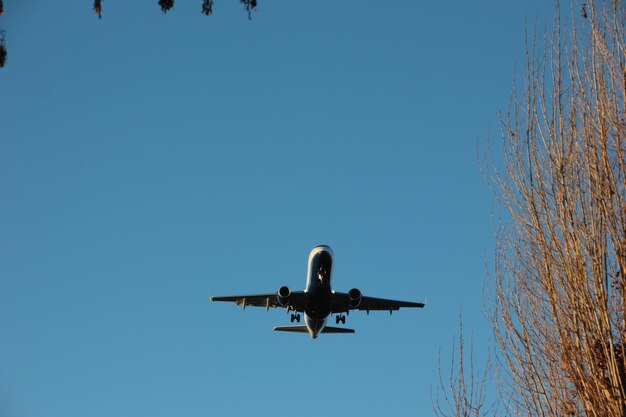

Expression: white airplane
xmin=211 ymin=245 xmax=425 ymax=339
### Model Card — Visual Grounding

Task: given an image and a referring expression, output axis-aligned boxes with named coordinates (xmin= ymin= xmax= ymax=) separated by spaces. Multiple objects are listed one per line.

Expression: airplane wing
xmin=211 ymin=291 xmax=307 ymax=312
xmin=330 ymin=292 xmax=425 ymax=314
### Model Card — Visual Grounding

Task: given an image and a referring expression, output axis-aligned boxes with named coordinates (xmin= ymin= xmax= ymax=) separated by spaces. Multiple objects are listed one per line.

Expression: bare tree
xmin=438 ymin=1 xmax=626 ymax=417
xmin=490 ymin=0 xmax=626 ymax=416
xmin=434 ymin=318 xmax=491 ymax=417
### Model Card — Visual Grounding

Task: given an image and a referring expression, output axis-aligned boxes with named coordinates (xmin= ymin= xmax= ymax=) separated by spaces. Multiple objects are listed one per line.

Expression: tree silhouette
xmin=84 ymin=0 xmax=257 ymax=18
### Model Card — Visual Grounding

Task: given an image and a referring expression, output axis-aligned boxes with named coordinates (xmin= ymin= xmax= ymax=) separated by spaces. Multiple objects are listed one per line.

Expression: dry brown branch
xmin=439 ymin=2 xmax=626 ymax=417
xmin=434 ymin=318 xmax=491 ymax=417
xmin=486 ymin=1 xmax=626 ymax=416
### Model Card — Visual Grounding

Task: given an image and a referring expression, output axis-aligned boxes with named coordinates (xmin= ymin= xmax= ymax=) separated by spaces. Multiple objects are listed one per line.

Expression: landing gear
xmin=290 ymin=313 xmax=301 ymax=323
xmin=335 ymin=314 xmax=346 ymax=324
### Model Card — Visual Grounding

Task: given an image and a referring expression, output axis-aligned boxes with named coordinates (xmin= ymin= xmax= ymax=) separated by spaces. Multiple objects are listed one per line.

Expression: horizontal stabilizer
xmin=272 ymin=326 xmax=355 ymax=334
xmin=273 ymin=326 xmax=309 ymax=333
xmin=321 ymin=326 xmax=355 ymax=334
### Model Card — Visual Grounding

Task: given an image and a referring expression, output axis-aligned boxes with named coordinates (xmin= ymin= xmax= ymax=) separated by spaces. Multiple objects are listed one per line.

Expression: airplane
xmin=210 ymin=244 xmax=425 ymax=339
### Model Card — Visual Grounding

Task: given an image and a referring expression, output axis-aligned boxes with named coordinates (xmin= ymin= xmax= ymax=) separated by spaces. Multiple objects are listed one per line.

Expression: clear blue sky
xmin=0 ymin=1 xmax=552 ymax=416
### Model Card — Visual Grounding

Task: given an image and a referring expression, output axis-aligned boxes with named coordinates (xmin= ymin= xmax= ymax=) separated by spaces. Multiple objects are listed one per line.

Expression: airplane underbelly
xmin=305 ymin=291 xmax=331 ymax=319
xmin=305 ymin=307 xmax=330 ymax=319
xmin=305 ymin=314 xmax=327 ymax=338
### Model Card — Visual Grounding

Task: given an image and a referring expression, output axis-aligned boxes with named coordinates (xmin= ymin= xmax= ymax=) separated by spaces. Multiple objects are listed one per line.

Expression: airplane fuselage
xmin=303 ymin=245 xmax=334 ymax=338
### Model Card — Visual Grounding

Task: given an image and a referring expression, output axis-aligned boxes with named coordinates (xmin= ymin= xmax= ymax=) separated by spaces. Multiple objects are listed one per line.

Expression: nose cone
xmin=311 ymin=244 xmax=333 ymax=256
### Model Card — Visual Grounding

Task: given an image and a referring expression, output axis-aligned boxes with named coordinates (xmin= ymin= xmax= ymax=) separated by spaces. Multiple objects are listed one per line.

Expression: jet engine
xmin=277 ymin=286 xmax=291 ymax=306
xmin=348 ymin=288 xmax=362 ymax=309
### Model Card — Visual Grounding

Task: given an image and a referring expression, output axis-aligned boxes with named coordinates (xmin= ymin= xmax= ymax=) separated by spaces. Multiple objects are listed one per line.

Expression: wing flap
xmin=359 ymin=296 xmax=425 ymax=311
xmin=330 ymin=292 xmax=425 ymax=313
xmin=211 ymin=294 xmax=280 ymax=309
xmin=211 ymin=291 xmax=307 ymax=312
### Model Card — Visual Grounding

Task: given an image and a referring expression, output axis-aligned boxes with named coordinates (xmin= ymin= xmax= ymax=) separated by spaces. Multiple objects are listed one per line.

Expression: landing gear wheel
xmin=290 ymin=313 xmax=301 ymax=323
xmin=336 ymin=314 xmax=346 ymax=324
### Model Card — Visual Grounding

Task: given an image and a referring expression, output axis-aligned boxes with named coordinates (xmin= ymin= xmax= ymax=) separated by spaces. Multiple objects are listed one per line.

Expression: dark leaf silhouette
xmin=202 ymin=0 xmax=213 ymax=15
xmin=158 ymin=0 xmax=174 ymax=13
xmin=93 ymin=0 xmax=102 ymax=19
xmin=0 ymin=46 xmax=6 ymax=68
xmin=240 ymin=0 xmax=257 ymax=19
